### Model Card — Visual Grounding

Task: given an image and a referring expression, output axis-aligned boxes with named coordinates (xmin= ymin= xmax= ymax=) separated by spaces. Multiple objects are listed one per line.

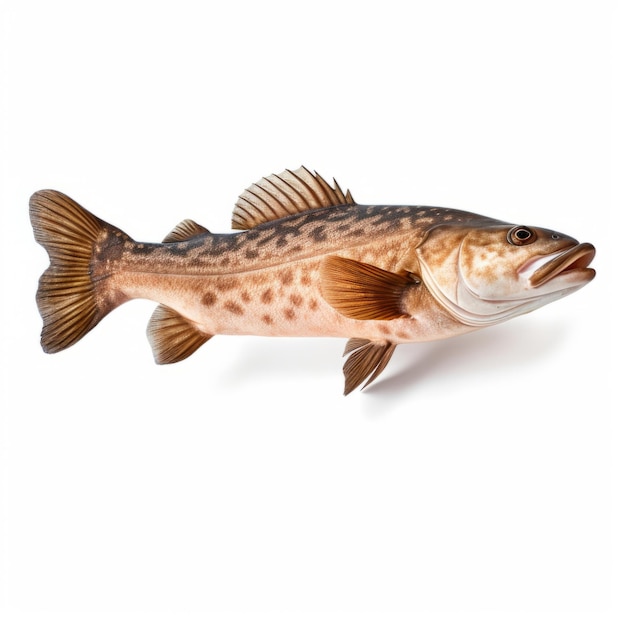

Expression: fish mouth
xmin=527 ymin=242 xmax=596 ymax=287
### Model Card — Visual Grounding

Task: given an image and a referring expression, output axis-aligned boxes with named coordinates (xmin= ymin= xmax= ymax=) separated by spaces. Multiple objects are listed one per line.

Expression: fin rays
xmin=321 ymin=256 xmax=414 ymax=320
xmin=30 ymin=190 xmax=126 ymax=353
xmin=163 ymin=219 xmax=210 ymax=243
xmin=147 ymin=305 xmax=212 ymax=364
xmin=232 ymin=166 xmax=355 ymax=230
xmin=343 ymin=340 xmax=397 ymax=395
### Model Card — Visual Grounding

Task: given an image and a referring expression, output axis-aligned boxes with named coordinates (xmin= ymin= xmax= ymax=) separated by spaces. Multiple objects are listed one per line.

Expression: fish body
xmin=30 ymin=167 xmax=595 ymax=393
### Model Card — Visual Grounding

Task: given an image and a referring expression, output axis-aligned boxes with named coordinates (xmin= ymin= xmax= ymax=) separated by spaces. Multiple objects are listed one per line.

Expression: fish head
xmin=416 ymin=222 xmax=596 ymax=326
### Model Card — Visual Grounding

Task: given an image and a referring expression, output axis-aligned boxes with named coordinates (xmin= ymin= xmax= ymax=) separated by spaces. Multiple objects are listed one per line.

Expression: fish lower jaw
xmin=524 ymin=243 xmax=596 ymax=288
xmin=522 ymin=267 xmax=595 ymax=298
xmin=456 ymin=282 xmax=592 ymax=326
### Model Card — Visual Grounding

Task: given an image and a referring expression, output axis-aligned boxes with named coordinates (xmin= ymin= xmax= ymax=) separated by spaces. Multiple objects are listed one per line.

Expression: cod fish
xmin=30 ymin=166 xmax=596 ymax=394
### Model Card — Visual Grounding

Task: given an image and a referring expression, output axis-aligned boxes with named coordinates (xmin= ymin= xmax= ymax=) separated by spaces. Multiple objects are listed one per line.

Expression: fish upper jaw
xmin=518 ymin=242 xmax=596 ymax=289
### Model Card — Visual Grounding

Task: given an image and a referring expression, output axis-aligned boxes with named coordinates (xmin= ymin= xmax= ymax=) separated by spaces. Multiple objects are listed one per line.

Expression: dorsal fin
xmin=232 ymin=166 xmax=355 ymax=230
xmin=163 ymin=219 xmax=210 ymax=243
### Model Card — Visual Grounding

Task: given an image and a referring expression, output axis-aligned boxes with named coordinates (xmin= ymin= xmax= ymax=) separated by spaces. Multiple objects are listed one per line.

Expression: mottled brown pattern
xmin=119 ymin=203 xmax=495 ymax=278
xmin=216 ymin=277 xmax=238 ymax=291
xmin=202 ymin=292 xmax=217 ymax=307
xmin=279 ymin=269 xmax=294 ymax=285
xmin=290 ymin=293 xmax=303 ymax=307
xmin=261 ymin=288 xmax=273 ymax=304
xmin=224 ymin=301 xmax=244 ymax=315
xmin=283 ymin=308 xmax=296 ymax=320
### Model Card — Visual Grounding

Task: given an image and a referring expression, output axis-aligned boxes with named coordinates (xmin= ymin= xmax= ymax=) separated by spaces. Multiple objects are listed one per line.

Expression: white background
xmin=1 ymin=1 xmax=623 ymax=625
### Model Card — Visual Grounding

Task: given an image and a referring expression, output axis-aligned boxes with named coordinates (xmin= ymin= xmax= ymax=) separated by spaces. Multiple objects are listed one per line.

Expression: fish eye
xmin=507 ymin=226 xmax=537 ymax=246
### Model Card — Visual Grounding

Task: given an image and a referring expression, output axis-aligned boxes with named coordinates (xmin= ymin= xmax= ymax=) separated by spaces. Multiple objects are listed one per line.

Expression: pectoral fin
xmin=320 ymin=256 xmax=416 ymax=320
xmin=343 ymin=339 xmax=397 ymax=395
xmin=147 ymin=305 xmax=212 ymax=364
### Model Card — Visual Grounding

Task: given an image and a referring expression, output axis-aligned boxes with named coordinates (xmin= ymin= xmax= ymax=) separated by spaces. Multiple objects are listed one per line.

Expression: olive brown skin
xmin=30 ymin=166 xmax=596 ymax=393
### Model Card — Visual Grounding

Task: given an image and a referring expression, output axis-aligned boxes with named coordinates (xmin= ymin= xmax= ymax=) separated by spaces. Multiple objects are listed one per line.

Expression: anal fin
xmin=343 ymin=339 xmax=397 ymax=395
xmin=147 ymin=305 xmax=212 ymax=364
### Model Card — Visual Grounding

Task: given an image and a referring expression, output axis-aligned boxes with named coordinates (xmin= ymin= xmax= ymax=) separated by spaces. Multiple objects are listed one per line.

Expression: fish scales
xmin=107 ymin=205 xmax=486 ymax=340
xmin=30 ymin=166 xmax=595 ymax=393
xmin=117 ymin=204 xmax=484 ymax=271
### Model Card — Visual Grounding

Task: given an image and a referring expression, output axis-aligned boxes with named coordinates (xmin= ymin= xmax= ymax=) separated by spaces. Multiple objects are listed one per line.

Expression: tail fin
xmin=29 ymin=190 xmax=130 ymax=353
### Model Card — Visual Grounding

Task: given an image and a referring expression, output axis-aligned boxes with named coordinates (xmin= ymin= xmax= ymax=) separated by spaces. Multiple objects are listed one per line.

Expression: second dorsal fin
xmin=163 ymin=219 xmax=210 ymax=243
xmin=232 ymin=166 xmax=355 ymax=230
